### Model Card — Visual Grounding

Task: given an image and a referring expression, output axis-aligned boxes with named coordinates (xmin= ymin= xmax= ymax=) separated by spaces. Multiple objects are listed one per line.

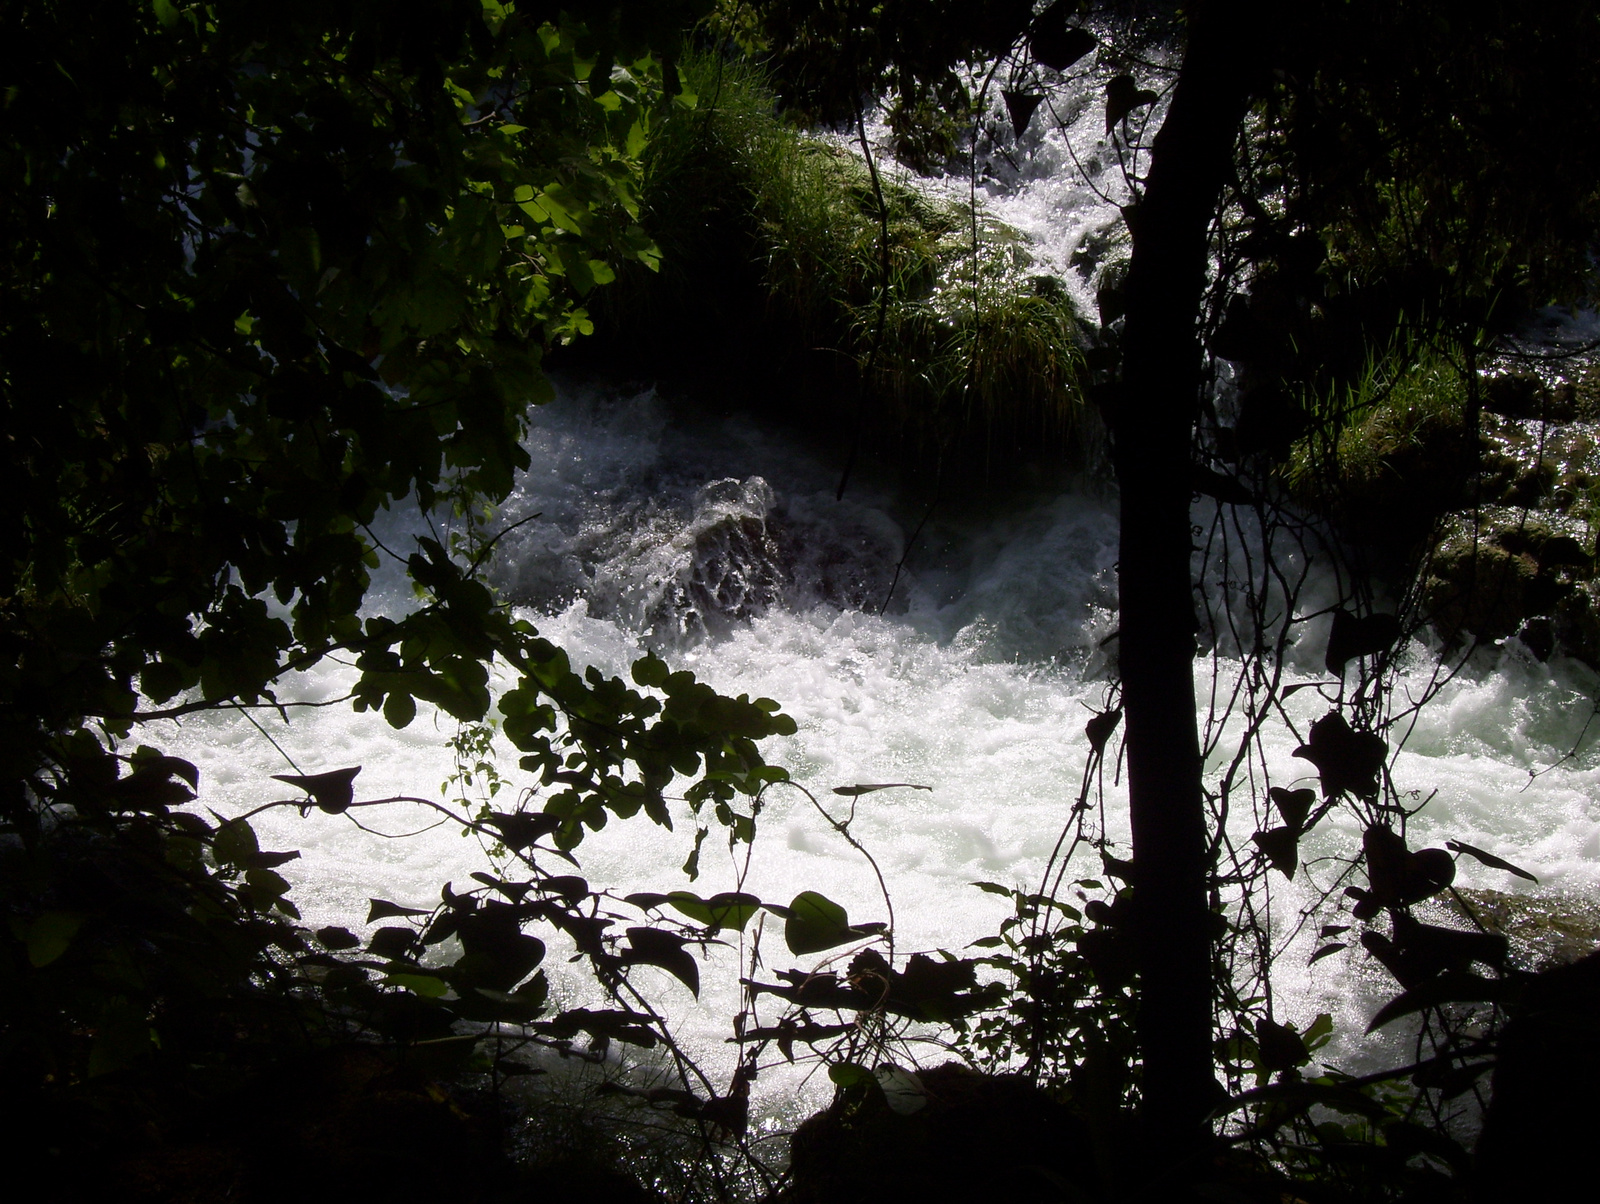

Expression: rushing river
xmin=153 ymin=70 xmax=1600 ymax=1127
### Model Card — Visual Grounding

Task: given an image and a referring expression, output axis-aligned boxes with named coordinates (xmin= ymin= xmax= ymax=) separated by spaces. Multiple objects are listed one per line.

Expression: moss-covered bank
xmin=567 ymin=55 xmax=1090 ymax=478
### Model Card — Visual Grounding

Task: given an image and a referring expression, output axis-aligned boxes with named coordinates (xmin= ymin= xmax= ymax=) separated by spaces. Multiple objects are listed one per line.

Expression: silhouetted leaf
xmin=1294 ymin=712 xmax=1387 ymax=799
xmin=316 ymin=926 xmax=362 ymax=950
xmin=1309 ymin=942 xmax=1348 ymax=964
xmin=1029 ymin=4 xmax=1096 ymax=71
xmin=1270 ymin=786 xmax=1315 ymax=831
xmin=481 ymin=810 xmax=560 ymax=851
xmin=1002 ymin=90 xmax=1044 ymax=137
xmin=541 ymin=875 xmax=590 ymax=902
xmin=828 ymin=1061 xmax=873 ymax=1088
xmin=386 ymin=970 xmax=449 ymax=997
xmin=367 ymin=898 xmax=433 ymax=923
xmin=454 ymin=903 xmax=545 ymax=991
xmin=1446 ymin=840 xmax=1539 ymax=883
xmin=783 ymin=891 xmax=873 ymax=956
xmin=1101 ymin=852 xmax=1136 ymax=882
xmin=368 ymin=926 xmax=420 ymax=961
xmin=1257 ymin=1017 xmax=1309 ymax=1071
xmin=213 ymin=818 xmax=259 ymax=867
xmin=1086 ymin=706 xmax=1122 ymax=755
xmin=1364 ymin=825 xmax=1455 ymax=907
xmin=832 ymin=783 xmax=932 ymax=796
xmin=1252 ymin=826 xmax=1299 ymax=878
xmin=621 ymin=927 xmax=699 ymax=995
xmin=1105 ymin=74 xmax=1159 ymax=133
xmin=645 ymin=891 xmax=763 ymax=931
xmin=537 ymin=1007 xmax=659 ymax=1049
xmin=1368 ymin=970 xmax=1509 ymax=1031
xmin=271 ymin=766 xmax=360 ymax=813
xmin=1325 ymin=608 xmax=1401 ymax=676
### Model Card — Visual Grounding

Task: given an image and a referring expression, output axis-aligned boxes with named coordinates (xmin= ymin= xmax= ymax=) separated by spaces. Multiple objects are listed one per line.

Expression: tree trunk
xmin=1112 ymin=1 xmax=1262 ymax=1169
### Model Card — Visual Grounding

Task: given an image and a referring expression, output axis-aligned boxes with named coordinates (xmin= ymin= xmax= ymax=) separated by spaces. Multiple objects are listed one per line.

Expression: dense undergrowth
xmin=577 ymin=53 xmax=1089 ymax=475
xmin=8 ymin=3 xmax=1600 ymax=1202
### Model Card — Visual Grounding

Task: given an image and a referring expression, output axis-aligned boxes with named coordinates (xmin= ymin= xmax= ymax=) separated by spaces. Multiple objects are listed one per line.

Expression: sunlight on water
xmin=157 ymin=381 xmax=1600 ymax=1121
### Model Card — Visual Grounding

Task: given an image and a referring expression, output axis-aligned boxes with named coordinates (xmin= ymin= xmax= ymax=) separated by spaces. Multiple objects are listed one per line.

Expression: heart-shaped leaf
xmin=481 ymin=810 xmax=561 ymax=851
xmin=1364 ymin=826 xmax=1455 ymax=908
xmin=1252 ymin=826 xmax=1299 ymax=878
xmin=1001 ymin=90 xmax=1044 ymax=137
xmin=1294 ymin=712 xmax=1387 ymax=799
xmin=1269 ymin=786 xmax=1315 ymax=831
xmin=1029 ymin=4 xmax=1096 ymax=71
xmin=1086 ymin=707 xmax=1122 ymax=755
xmin=1105 ymin=74 xmax=1160 ymax=133
xmin=367 ymin=898 xmax=432 ymax=923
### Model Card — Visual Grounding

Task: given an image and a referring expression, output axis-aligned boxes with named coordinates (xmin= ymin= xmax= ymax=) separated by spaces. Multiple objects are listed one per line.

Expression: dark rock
xmin=772 ymin=1063 xmax=1098 ymax=1204
xmin=1474 ymin=950 xmax=1600 ymax=1199
xmin=1483 ymin=371 xmax=1576 ymax=422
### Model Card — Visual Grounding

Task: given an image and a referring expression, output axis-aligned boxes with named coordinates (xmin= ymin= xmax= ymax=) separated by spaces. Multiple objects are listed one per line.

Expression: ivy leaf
xmin=1105 ymin=75 xmax=1160 ymax=134
xmin=1269 ymin=786 xmax=1315 ymax=831
xmin=481 ymin=810 xmax=561 ymax=851
xmin=1293 ymin=712 xmax=1386 ymax=800
xmin=1368 ymin=970 xmax=1510 ymax=1032
xmin=315 ymin=926 xmax=362 ymax=951
xmin=1029 ymin=4 xmax=1096 ymax=71
xmin=1252 ymin=826 xmax=1299 ymax=879
xmin=827 ymin=1061 xmax=873 ymax=1088
xmin=1086 ymin=706 xmax=1122 ymax=755
xmin=831 ymin=783 xmax=932 ymax=797
xmin=1364 ymin=825 xmax=1455 ymax=908
xmin=23 ymin=911 xmax=86 ymax=967
xmin=367 ymin=898 xmax=433 ymax=923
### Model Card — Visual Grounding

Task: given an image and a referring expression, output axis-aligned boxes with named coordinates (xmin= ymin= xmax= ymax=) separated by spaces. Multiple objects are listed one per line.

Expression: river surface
xmin=153 ymin=62 xmax=1600 ymax=1128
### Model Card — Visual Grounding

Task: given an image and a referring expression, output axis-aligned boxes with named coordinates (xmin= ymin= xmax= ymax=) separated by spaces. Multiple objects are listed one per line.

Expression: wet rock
xmin=1483 ymin=370 xmax=1576 ymax=422
xmin=1442 ymin=888 xmax=1600 ymax=970
xmin=1420 ymin=509 xmax=1597 ymax=648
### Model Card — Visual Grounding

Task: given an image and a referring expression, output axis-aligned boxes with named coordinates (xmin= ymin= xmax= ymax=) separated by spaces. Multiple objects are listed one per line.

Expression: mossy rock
xmin=1441 ymin=888 xmax=1600 ymax=969
xmin=1420 ymin=508 xmax=1597 ymax=648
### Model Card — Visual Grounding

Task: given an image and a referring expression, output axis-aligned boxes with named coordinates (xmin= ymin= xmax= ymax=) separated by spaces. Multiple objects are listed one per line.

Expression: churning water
xmin=153 ymin=69 xmax=1600 ymax=1124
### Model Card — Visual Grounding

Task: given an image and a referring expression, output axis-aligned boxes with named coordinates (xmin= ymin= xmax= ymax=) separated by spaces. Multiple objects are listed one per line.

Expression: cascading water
xmin=153 ymin=56 xmax=1600 ymax=1128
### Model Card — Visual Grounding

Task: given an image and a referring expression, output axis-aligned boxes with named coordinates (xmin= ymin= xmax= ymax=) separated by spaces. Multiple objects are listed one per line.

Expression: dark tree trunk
xmin=1112 ymin=1 xmax=1263 ymax=1169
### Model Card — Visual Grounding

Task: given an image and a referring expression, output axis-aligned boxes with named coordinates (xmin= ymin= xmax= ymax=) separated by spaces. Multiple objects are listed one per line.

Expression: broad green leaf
xmin=783 ymin=890 xmax=875 ymax=956
xmin=25 ymin=911 xmax=86 ymax=967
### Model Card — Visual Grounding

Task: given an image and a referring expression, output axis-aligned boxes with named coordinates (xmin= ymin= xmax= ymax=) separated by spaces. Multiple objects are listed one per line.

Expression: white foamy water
xmin=155 ymin=45 xmax=1600 ymax=1119
xmin=155 ymin=380 xmax=1600 ymax=1124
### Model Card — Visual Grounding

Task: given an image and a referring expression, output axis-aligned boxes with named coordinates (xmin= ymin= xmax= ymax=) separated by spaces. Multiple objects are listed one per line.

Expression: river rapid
xmin=153 ymin=67 xmax=1600 ymax=1128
